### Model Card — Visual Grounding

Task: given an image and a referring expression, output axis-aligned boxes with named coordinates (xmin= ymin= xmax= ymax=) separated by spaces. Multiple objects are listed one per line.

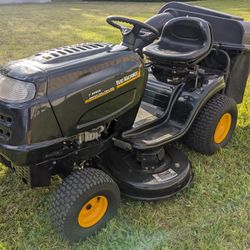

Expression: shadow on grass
xmin=0 ymin=125 xmax=249 ymax=249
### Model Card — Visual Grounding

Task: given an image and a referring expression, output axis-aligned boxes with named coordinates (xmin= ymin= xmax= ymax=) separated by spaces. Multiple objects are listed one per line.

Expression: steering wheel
xmin=106 ymin=16 xmax=159 ymax=50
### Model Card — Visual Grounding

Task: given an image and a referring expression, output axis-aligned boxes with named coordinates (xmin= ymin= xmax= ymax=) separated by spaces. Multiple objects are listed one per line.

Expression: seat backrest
xmin=159 ymin=17 xmax=212 ymax=52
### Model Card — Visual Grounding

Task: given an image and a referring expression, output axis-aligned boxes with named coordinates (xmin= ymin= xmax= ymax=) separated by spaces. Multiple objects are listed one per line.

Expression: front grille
xmin=0 ymin=112 xmax=13 ymax=141
xmin=15 ymin=165 xmax=31 ymax=186
xmin=0 ymin=155 xmax=13 ymax=170
xmin=0 ymin=112 xmax=12 ymax=124
xmin=0 ymin=126 xmax=11 ymax=139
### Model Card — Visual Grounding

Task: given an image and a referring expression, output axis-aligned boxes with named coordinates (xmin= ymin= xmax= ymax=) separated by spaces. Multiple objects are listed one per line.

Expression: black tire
xmin=184 ymin=94 xmax=238 ymax=155
xmin=50 ymin=168 xmax=120 ymax=242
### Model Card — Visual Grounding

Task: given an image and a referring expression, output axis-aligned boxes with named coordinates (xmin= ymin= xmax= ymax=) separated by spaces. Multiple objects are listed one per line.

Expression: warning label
xmin=153 ymin=169 xmax=177 ymax=182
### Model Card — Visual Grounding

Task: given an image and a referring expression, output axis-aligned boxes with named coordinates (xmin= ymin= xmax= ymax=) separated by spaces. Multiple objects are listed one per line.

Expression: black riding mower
xmin=0 ymin=2 xmax=249 ymax=242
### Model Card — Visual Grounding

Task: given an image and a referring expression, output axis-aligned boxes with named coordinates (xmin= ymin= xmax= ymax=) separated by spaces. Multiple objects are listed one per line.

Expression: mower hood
xmin=1 ymin=43 xmax=113 ymax=88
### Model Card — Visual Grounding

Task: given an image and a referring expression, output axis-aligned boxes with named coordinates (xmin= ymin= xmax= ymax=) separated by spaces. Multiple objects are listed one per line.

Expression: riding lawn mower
xmin=0 ymin=2 xmax=249 ymax=242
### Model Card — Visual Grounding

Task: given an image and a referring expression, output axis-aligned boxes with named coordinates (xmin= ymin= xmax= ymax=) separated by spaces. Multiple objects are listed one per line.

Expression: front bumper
xmin=0 ymin=137 xmax=65 ymax=166
xmin=0 ymin=134 xmax=114 ymax=188
xmin=0 ymin=138 xmax=65 ymax=187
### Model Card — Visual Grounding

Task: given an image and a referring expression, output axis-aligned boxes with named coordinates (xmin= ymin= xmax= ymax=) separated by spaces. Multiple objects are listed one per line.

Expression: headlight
xmin=0 ymin=74 xmax=36 ymax=103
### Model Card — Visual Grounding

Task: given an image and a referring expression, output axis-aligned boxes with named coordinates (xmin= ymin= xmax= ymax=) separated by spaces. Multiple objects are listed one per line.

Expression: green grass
xmin=0 ymin=1 xmax=249 ymax=249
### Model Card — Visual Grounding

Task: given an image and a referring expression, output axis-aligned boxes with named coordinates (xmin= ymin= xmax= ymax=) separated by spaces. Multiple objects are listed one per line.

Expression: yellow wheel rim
xmin=78 ymin=196 xmax=108 ymax=228
xmin=214 ymin=113 xmax=232 ymax=144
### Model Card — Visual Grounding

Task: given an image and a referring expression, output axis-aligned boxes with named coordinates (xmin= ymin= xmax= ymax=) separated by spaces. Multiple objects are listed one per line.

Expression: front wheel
xmin=184 ymin=94 xmax=238 ymax=155
xmin=50 ymin=168 xmax=120 ymax=242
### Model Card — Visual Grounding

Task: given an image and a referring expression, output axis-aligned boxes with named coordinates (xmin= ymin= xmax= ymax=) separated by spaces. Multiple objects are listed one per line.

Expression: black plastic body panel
xmin=0 ymin=43 xmax=146 ymax=141
xmin=0 ymin=98 xmax=62 ymax=146
xmin=158 ymin=2 xmax=250 ymax=49
xmin=124 ymin=73 xmax=225 ymax=149
xmin=225 ymin=50 xmax=250 ymax=103
xmin=143 ymin=2 xmax=250 ymax=103
xmin=0 ymin=43 xmax=147 ymax=172
xmin=47 ymin=50 xmax=146 ymax=136
xmin=158 ymin=2 xmax=244 ymax=21
xmin=99 ymin=145 xmax=193 ymax=200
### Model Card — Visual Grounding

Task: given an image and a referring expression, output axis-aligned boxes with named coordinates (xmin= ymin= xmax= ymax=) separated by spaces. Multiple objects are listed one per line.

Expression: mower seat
xmin=143 ymin=17 xmax=213 ymax=65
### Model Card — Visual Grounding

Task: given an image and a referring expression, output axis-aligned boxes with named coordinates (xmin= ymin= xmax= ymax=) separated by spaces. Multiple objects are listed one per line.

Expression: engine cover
xmin=1 ymin=43 xmax=147 ymax=143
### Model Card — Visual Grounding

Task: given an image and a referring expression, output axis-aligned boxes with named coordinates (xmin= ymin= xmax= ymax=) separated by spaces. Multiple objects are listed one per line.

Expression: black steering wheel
xmin=106 ymin=16 xmax=159 ymax=50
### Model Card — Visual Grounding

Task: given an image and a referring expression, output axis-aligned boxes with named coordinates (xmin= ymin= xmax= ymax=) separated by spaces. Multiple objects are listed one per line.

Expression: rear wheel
xmin=50 ymin=168 xmax=120 ymax=242
xmin=184 ymin=94 xmax=237 ymax=155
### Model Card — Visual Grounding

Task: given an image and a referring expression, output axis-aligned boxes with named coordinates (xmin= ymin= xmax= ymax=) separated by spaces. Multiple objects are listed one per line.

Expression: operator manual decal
xmin=153 ymin=169 xmax=177 ymax=182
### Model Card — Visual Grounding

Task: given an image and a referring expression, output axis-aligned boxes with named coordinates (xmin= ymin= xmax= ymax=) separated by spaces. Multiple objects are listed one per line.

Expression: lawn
xmin=0 ymin=1 xmax=249 ymax=249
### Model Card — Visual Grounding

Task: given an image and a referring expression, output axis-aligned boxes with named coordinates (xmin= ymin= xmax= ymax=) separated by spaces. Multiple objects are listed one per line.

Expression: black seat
xmin=143 ymin=17 xmax=213 ymax=65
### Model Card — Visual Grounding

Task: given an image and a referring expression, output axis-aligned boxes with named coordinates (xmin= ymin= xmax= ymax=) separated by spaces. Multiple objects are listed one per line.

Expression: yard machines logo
xmin=84 ymin=69 xmax=141 ymax=104
xmin=116 ymin=70 xmax=140 ymax=88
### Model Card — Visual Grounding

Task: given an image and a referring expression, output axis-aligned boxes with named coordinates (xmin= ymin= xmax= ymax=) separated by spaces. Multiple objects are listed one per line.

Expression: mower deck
xmin=99 ymin=146 xmax=193 ymax=200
